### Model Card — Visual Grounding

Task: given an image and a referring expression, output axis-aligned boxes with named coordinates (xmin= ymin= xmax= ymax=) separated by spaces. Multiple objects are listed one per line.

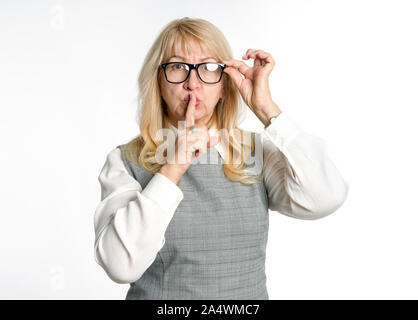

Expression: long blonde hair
xmin=124 ymin=17 xmax=264 ymax=185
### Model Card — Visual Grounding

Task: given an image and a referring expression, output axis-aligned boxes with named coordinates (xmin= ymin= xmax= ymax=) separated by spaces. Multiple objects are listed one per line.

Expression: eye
xmin=203 ymin=63 xmax=220 ymax=72
xmin=172 ymin=63 xmax=186 ymax=70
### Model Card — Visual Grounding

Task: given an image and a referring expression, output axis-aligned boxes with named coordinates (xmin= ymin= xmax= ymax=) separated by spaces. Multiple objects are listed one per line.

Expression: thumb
xmin=207 ymin=136 xmax=220 ymax=148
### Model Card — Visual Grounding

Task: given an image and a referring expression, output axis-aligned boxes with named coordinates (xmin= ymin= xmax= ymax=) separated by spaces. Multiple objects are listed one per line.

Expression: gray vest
xmin=117 ymin=136 xmax=269 ymax=300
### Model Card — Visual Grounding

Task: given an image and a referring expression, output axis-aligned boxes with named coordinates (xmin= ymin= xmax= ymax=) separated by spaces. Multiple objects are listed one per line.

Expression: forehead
xmin=169 ymin=38 xmax=215 ymax=60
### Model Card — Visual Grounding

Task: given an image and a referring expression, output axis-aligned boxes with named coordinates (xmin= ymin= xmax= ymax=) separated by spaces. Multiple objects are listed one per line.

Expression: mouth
xmin=184 ymin=95 xmax=200 ymax=107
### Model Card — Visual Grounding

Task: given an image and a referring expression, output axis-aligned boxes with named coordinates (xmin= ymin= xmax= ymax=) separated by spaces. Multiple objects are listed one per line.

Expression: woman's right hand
xmin=159 ymin=93 xmax=219 ymax=184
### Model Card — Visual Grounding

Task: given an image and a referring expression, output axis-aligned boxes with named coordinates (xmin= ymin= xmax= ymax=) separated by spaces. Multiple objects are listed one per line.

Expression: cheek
xmin=208 ymin=87 xmax=222 ymax=104
xmin=161 ymin=87 xmax=178 ymax=105
xmin=163 ymin=89 xmax=186 ymax=114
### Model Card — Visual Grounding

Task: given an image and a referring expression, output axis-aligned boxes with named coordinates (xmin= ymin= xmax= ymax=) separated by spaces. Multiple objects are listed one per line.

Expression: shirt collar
xmin=169 ymin=123 xmax=226 ymax=160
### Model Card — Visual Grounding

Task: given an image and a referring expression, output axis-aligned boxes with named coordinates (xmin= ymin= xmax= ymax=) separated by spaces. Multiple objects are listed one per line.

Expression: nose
xmin=183 ymin=68 xmax=201 ymax=90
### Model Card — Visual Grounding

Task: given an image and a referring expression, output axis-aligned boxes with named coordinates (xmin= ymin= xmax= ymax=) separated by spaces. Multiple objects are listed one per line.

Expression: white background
xmin=1 ymin=0 xmax=417 ymax=299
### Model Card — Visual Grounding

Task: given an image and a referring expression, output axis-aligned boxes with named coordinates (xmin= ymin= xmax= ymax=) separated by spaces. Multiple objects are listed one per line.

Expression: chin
xmin=194 ymin=110 xmax=209 ymax=120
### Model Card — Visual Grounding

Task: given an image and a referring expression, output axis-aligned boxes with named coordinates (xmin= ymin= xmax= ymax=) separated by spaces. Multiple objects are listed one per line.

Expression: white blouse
xmin=94 ymin=111 xmax=349 ymax=284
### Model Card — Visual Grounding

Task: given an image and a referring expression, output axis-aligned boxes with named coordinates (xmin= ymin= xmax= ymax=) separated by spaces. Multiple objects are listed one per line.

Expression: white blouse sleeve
xmin=93 ymin=148 xmax=184 ymax=284
xmin=262 ymin=111 xmax=349 ymax=220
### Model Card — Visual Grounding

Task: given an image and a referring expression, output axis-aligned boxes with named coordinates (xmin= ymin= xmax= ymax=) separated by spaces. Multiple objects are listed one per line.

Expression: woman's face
xmin=159 ymin=40 xmax=224 ymax=128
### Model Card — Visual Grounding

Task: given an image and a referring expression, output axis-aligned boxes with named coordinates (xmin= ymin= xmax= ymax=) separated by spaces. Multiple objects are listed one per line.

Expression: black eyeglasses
xmin=160 ymin=62 xmax=226 ymax=84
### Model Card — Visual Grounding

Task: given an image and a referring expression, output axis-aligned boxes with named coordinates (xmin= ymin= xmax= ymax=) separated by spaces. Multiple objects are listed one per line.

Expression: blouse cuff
xmin=263 ymin=111 xmax=303 ymax=150
xmin=141 ymin=172 xmax=184 ymax=214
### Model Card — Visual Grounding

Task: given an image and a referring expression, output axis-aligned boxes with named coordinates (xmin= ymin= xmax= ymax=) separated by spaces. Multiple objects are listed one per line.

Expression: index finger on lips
xmin=185 ymin=93 xmax=196 ymax=129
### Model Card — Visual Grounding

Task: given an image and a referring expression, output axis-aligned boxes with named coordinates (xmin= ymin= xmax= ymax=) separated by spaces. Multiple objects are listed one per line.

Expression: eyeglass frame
xmin=160 ymin=62 xmax=227 ymax=84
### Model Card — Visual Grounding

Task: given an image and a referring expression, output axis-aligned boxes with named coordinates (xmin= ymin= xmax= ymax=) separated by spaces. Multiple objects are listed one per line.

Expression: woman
xmin=94 ymin=17 xmax=349 ymax=300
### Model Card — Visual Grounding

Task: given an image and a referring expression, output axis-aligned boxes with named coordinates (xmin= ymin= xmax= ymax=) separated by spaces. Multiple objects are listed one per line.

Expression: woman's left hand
xmin=222 ymin=49 xmax=281 ymax=126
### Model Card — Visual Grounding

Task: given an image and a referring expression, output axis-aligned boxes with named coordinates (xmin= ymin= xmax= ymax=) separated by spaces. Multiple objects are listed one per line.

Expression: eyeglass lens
xmin=165 ymin=63 xmax=222 ymax=83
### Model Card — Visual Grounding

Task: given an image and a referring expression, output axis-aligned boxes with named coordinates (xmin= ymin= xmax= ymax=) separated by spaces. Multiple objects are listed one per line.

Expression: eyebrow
xmin=169 ymin=56 xmax=217 ymax=62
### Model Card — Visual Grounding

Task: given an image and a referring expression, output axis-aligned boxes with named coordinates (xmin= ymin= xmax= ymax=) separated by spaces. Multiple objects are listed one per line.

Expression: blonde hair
xmin=124 ymin=17 xmax=264 ymax=185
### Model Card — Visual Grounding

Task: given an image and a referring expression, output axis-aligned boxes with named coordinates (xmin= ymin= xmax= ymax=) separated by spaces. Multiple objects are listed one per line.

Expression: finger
xmin=223 ymin=67 xmax=244 ymax=89
xmin=189 ymin=140 xmax=206 ymax=161
xmin=185 ymin=93 xmax=196 ymax=128
xmin=243 ymin=48 xmax=257 ymax=59
xmin=244 ymin=50 xmax=275 ymax=65
xmin=243 ymin=49 xmax=268 ymax=62
xmin=255 ymin=51 xmax=275 ymax=71
xmin=244 ymin=50 xmax=276 ymax=73
xmin=256 ymin=51 xmax=275 ymax=66
xmin=222 ymin=59 xmax=251 ymax=76
xmin=243 ymin=49 xmax=263 ymax=60
xmin=187 ymin=147 xmax=196 ymax=163
xmin=196 ymin=139 xmax=208 ymax=158
xmin=207 ymin=136 xmax=219 ymax=148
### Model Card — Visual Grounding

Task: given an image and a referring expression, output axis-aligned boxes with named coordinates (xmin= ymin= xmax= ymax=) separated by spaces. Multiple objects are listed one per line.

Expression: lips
xmin=184 ymin=95 xmax=200 ymax=107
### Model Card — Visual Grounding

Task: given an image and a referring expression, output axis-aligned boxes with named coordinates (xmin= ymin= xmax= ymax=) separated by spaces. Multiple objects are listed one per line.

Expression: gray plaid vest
xmin=117 ymin=135 xmax=269 ymax=300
